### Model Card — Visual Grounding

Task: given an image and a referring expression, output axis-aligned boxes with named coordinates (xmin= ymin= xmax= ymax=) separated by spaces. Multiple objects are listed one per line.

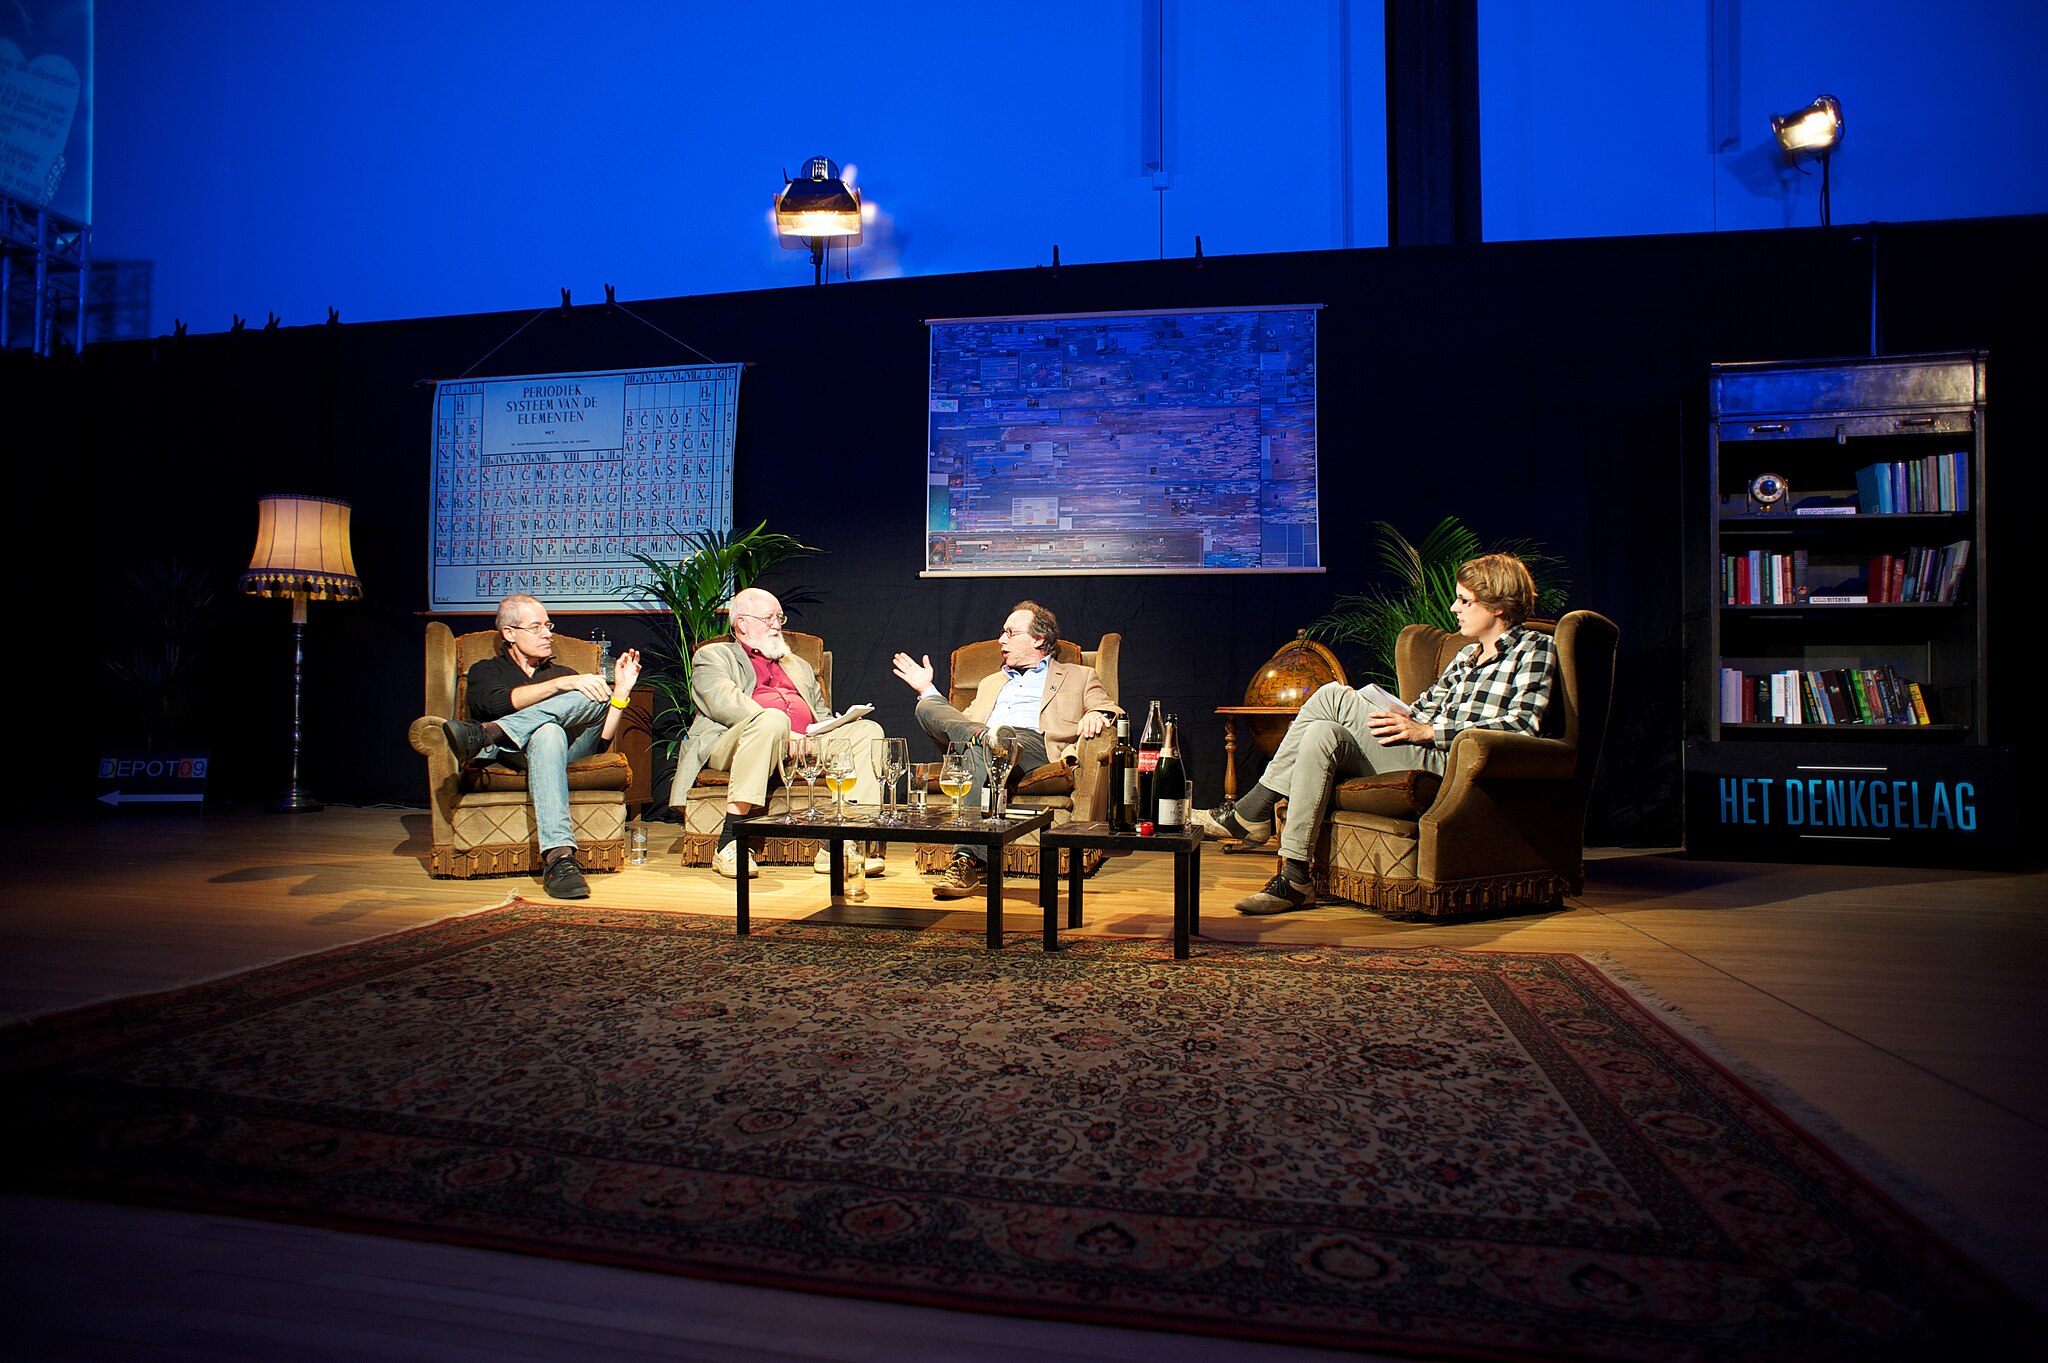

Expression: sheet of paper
xmin=1361 ymin=683 xmax=1411 ymax=716
xmin=806 ymin=704 xmax=874 ymax=736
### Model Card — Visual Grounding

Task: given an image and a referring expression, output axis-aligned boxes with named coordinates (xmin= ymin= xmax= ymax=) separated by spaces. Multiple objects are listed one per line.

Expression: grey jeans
xmin=914 ymin=695 xmax=1050 ymax=862
xmin=1257 ymin=682 xmax=1430 ymax=863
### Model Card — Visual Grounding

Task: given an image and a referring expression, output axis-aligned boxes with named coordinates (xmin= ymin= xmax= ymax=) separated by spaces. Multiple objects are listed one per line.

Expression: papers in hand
xmin=1360 ymin=683 xmax=1411 ymax=716
xmin=806 ymin=704 xmax=874 ymax=737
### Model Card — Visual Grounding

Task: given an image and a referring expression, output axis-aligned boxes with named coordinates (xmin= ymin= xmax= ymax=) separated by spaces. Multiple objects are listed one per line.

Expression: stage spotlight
xmin=775 ymin=156 xmax=863 ymax=285
xmin=1771 ymin=94 xmax=1844 ymax=227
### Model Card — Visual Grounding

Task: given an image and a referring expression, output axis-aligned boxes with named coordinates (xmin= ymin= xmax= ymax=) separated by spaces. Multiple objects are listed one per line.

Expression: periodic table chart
xmin=428 ymin=364 xmax=742 ymax=612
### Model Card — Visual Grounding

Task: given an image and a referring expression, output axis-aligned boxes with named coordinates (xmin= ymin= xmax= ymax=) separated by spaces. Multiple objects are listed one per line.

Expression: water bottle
xmin=629 ymin=826 xmax=648 ymax=865
xmin=592 ymin=626 xmax=613 ymax=682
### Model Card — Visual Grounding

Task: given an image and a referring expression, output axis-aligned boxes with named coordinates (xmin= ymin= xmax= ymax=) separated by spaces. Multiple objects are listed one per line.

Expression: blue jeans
xmin=489 ymin=692 xmax=611 ymax=854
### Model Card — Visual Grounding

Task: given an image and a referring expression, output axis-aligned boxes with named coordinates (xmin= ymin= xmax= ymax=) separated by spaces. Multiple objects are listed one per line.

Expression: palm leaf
xmin=618 ymin=521 xmax=819 ymax=757
xmin=1306 ymin=516 xmax=1570 ymax=685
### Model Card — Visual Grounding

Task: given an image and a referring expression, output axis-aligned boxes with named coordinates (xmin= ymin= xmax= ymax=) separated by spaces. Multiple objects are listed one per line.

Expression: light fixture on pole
xmin=775 ymin=156 xmax=863 ymax=285
xmin=239 ymin=495 xmax=363 ymax=812
xmin=1771 ymin=94 xmax=1844 ymax=227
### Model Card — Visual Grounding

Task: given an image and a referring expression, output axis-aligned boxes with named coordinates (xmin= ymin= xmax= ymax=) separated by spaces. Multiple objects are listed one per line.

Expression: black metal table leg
xmin=735 ymin=833 xmax=752 ymax=936
xmin=1172 ymin=845 xmax=1190 ymax=959
xmin=1067 ymin=846 xmax=1084 ymax=929
xmin=985 ymin=853 xmax=1003 ymax=949
xmin=1040 ymin=854 xmax=1058 ymax=951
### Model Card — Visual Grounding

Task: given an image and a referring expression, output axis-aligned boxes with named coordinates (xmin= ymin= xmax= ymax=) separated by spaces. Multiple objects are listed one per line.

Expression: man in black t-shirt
xmin=444 ymin=594 xmax=640 ymax=899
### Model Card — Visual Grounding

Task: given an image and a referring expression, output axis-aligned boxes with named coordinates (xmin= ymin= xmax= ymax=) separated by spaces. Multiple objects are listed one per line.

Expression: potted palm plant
xmin=1307 ymin=516 xmax=1569 ymax=685
xmin=621 ymin=520 xmax=818 ymax=763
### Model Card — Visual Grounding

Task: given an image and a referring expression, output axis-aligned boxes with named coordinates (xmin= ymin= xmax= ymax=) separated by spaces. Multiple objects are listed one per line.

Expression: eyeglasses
xmin=998 ymin=628 xmax=1033 ymax=640
xmin=735 ymin=612 xmax=787 ymax=627
xmin=511 ymin=621 xmax=556 ymax=634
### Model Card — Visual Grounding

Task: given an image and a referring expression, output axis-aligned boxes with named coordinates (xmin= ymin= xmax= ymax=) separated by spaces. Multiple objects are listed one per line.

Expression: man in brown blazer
xmin=891 ymin=600 xmax=1119 ymax=899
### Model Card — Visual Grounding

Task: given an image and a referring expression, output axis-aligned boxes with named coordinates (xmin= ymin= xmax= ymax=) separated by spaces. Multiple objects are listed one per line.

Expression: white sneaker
xmin=712 ymin=842 xmax=759 ymax=878
xmin=814 ymin=844 xmax=887 ymax=876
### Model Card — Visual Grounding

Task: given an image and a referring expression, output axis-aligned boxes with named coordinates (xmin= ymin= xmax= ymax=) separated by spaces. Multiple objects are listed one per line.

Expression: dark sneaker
xmin=932 ymin=853 xmax=984 ymax=900
xmin=1192 ymin=806 xmax=1272 ymax=846
xmin=542 ymin=854 xmax=590 ymax=900
xmin=443 ymin=719 xmax=490 ymax=767
xmin=1235 ymin=870 xmax=1314 ymax=916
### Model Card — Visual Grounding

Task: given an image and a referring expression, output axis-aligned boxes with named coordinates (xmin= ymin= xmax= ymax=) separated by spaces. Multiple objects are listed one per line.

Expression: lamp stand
xmin=272 ymin=593 xmax=325 ymax=813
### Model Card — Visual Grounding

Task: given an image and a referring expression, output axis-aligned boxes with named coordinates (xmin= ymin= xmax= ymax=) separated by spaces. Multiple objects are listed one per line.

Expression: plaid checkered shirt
xmin=1407 ymin=624 xmax=1560 ymax=753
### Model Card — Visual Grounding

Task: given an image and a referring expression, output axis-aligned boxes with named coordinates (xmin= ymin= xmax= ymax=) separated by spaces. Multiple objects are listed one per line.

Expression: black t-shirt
xmin=465 ymin=652 xmax=575 ymax=723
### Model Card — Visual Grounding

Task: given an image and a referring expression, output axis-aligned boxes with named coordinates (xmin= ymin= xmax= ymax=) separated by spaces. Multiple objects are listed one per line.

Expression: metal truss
xmin=1 ymin=193 xmax=91 ymax=355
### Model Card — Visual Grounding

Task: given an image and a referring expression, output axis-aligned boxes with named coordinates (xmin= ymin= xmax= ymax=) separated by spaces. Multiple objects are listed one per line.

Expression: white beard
xmin=754 ymin=634 xmax=791 ymax=661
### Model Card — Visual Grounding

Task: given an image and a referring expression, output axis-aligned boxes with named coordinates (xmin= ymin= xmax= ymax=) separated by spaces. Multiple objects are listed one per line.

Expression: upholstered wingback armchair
xmin=652 ymin=630 xmax=835 ymax=867
xmin=1312 ymin=610 xmax=1618 ymax=918
xmin=909 ymin=632 xmax=1123 ymax=877
xmin=407 ymin=623 xmax=632 ymax=877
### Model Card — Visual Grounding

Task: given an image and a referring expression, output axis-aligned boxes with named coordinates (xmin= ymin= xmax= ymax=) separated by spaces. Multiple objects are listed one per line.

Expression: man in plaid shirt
xmin=1198 ymin=553 xmax=1560 ymax=915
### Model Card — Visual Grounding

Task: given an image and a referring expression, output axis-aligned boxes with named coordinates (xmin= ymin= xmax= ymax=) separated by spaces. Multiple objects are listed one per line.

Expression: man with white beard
xmin=667 ymin=587 xmax=888 ymax=878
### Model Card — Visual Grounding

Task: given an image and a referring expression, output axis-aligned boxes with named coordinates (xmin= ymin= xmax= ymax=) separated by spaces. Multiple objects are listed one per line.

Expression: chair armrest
xmin=1441 ymin=729 xmax=1577 ymax=783
xmin=407 ymin=715 xmax=462 ymax=838
xmin=409 ymin=714 xmax=456 ymax=769
xmin=1068 ymin=729 xmax=1116 ymax=821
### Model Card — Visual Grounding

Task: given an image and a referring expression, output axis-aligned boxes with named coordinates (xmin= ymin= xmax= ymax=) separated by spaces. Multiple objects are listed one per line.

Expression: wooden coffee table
xmin=731 ymin=806 xmax=1054 ymax=949
xmin=1038 ymin=821 xmax=1203 ymax=959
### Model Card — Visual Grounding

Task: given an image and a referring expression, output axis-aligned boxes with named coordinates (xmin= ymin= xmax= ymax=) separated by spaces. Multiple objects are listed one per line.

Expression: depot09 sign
xmin=97 ymin=751 xmax=208 ymax=808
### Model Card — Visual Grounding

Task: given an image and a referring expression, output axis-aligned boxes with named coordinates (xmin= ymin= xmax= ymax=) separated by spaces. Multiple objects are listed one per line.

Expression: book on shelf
xmin=1852 ymin=452 xmax=1970 ymax=515
xmin=1718 ymin=664 xmax=1936 ymax=726
xmin=1793 ymin=496 xmax=1858 ymax=515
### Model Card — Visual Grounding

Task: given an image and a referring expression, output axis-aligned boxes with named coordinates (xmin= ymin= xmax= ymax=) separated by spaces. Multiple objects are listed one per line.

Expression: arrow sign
xmin=98 ymin=790 xmax=205 ymax=807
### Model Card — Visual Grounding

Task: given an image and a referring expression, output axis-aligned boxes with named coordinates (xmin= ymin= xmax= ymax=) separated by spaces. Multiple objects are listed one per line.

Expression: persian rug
xmin=4 ymin=904 xmax=2038 ymax=1361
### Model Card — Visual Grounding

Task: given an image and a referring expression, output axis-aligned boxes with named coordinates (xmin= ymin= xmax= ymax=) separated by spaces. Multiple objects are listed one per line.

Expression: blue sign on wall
xmin=1684 ymin=740 xmax=2015 ymax=867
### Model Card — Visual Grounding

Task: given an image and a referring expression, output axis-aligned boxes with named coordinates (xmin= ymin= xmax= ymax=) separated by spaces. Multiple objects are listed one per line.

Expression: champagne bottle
xmin=1107 ymin=714 xmax=1137 ymax=832
xmin=1135 ymin=700 xmax=1164 ymax=824
xmin=1153 ymin=717 xmax=1188 ymax=832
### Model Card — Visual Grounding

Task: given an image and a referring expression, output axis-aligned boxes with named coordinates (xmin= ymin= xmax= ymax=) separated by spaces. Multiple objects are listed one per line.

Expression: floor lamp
xmin=239 ymin=495 xmax=363 ymax=812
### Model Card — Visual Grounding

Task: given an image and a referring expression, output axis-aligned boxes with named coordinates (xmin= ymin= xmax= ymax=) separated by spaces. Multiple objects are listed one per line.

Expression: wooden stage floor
xmin=4 ymin=806 xmax=2043 ymax=1360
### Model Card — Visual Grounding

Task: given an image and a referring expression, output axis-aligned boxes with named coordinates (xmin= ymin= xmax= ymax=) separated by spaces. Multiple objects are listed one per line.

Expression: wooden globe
xmin=1242 ymin=631 xmax=1348 ymax=755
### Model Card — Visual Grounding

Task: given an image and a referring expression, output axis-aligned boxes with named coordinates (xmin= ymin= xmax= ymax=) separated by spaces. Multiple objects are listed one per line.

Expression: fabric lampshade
xmin=239 ymin=495 xmax=363 ymax=601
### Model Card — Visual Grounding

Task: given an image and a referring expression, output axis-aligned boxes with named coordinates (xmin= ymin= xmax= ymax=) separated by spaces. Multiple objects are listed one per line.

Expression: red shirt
xmin=747 ymin=648 xmax=817 ymax=734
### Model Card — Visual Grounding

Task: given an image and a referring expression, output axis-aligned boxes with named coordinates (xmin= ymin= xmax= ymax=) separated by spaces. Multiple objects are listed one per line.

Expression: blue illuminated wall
xmin=90 ymin=1 xmax=2048 ymax=334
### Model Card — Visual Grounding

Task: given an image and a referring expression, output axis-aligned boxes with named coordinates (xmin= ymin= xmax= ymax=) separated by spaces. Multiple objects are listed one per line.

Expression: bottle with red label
xmin=1134 ymin=700 xmax=1164 ymax=824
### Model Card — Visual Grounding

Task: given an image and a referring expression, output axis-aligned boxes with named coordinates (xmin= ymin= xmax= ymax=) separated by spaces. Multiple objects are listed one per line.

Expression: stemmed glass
xmin=939 ymin=743 xmax=974 ymax=828
xmin=825 ymin=751 xmax=857 ymax=823
xmin=981 ymin=732 xmax=1018 ymax=826
xmin=794 ymin=734 xmax=824 ymax=821
xmin=777 ymin=734 xmax=808 ymax=823
xmin=873 ymin=738 xmax=908 ymax=825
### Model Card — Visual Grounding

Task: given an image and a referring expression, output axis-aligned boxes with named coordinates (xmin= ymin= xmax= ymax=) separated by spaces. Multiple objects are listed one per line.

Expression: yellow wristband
xmin=609 ymin=695 xmax=631 ymax=709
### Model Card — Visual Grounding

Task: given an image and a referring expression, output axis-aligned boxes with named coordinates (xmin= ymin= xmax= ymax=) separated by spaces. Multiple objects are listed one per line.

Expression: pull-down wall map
xmin=924 ymin=306 xmax=1320 ymax=576
xmin=428 ymin=364 xmax=741 ymax=612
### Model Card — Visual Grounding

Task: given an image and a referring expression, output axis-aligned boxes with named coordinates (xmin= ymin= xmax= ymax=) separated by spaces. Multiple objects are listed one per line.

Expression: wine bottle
xmin=1153 ymin=717 xmax=1188 ymax=832
xmin=1135 ymin=700 xmax=1164 ymax=824
xmin=1107 ymin=714 xmax=1137 ymax=832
